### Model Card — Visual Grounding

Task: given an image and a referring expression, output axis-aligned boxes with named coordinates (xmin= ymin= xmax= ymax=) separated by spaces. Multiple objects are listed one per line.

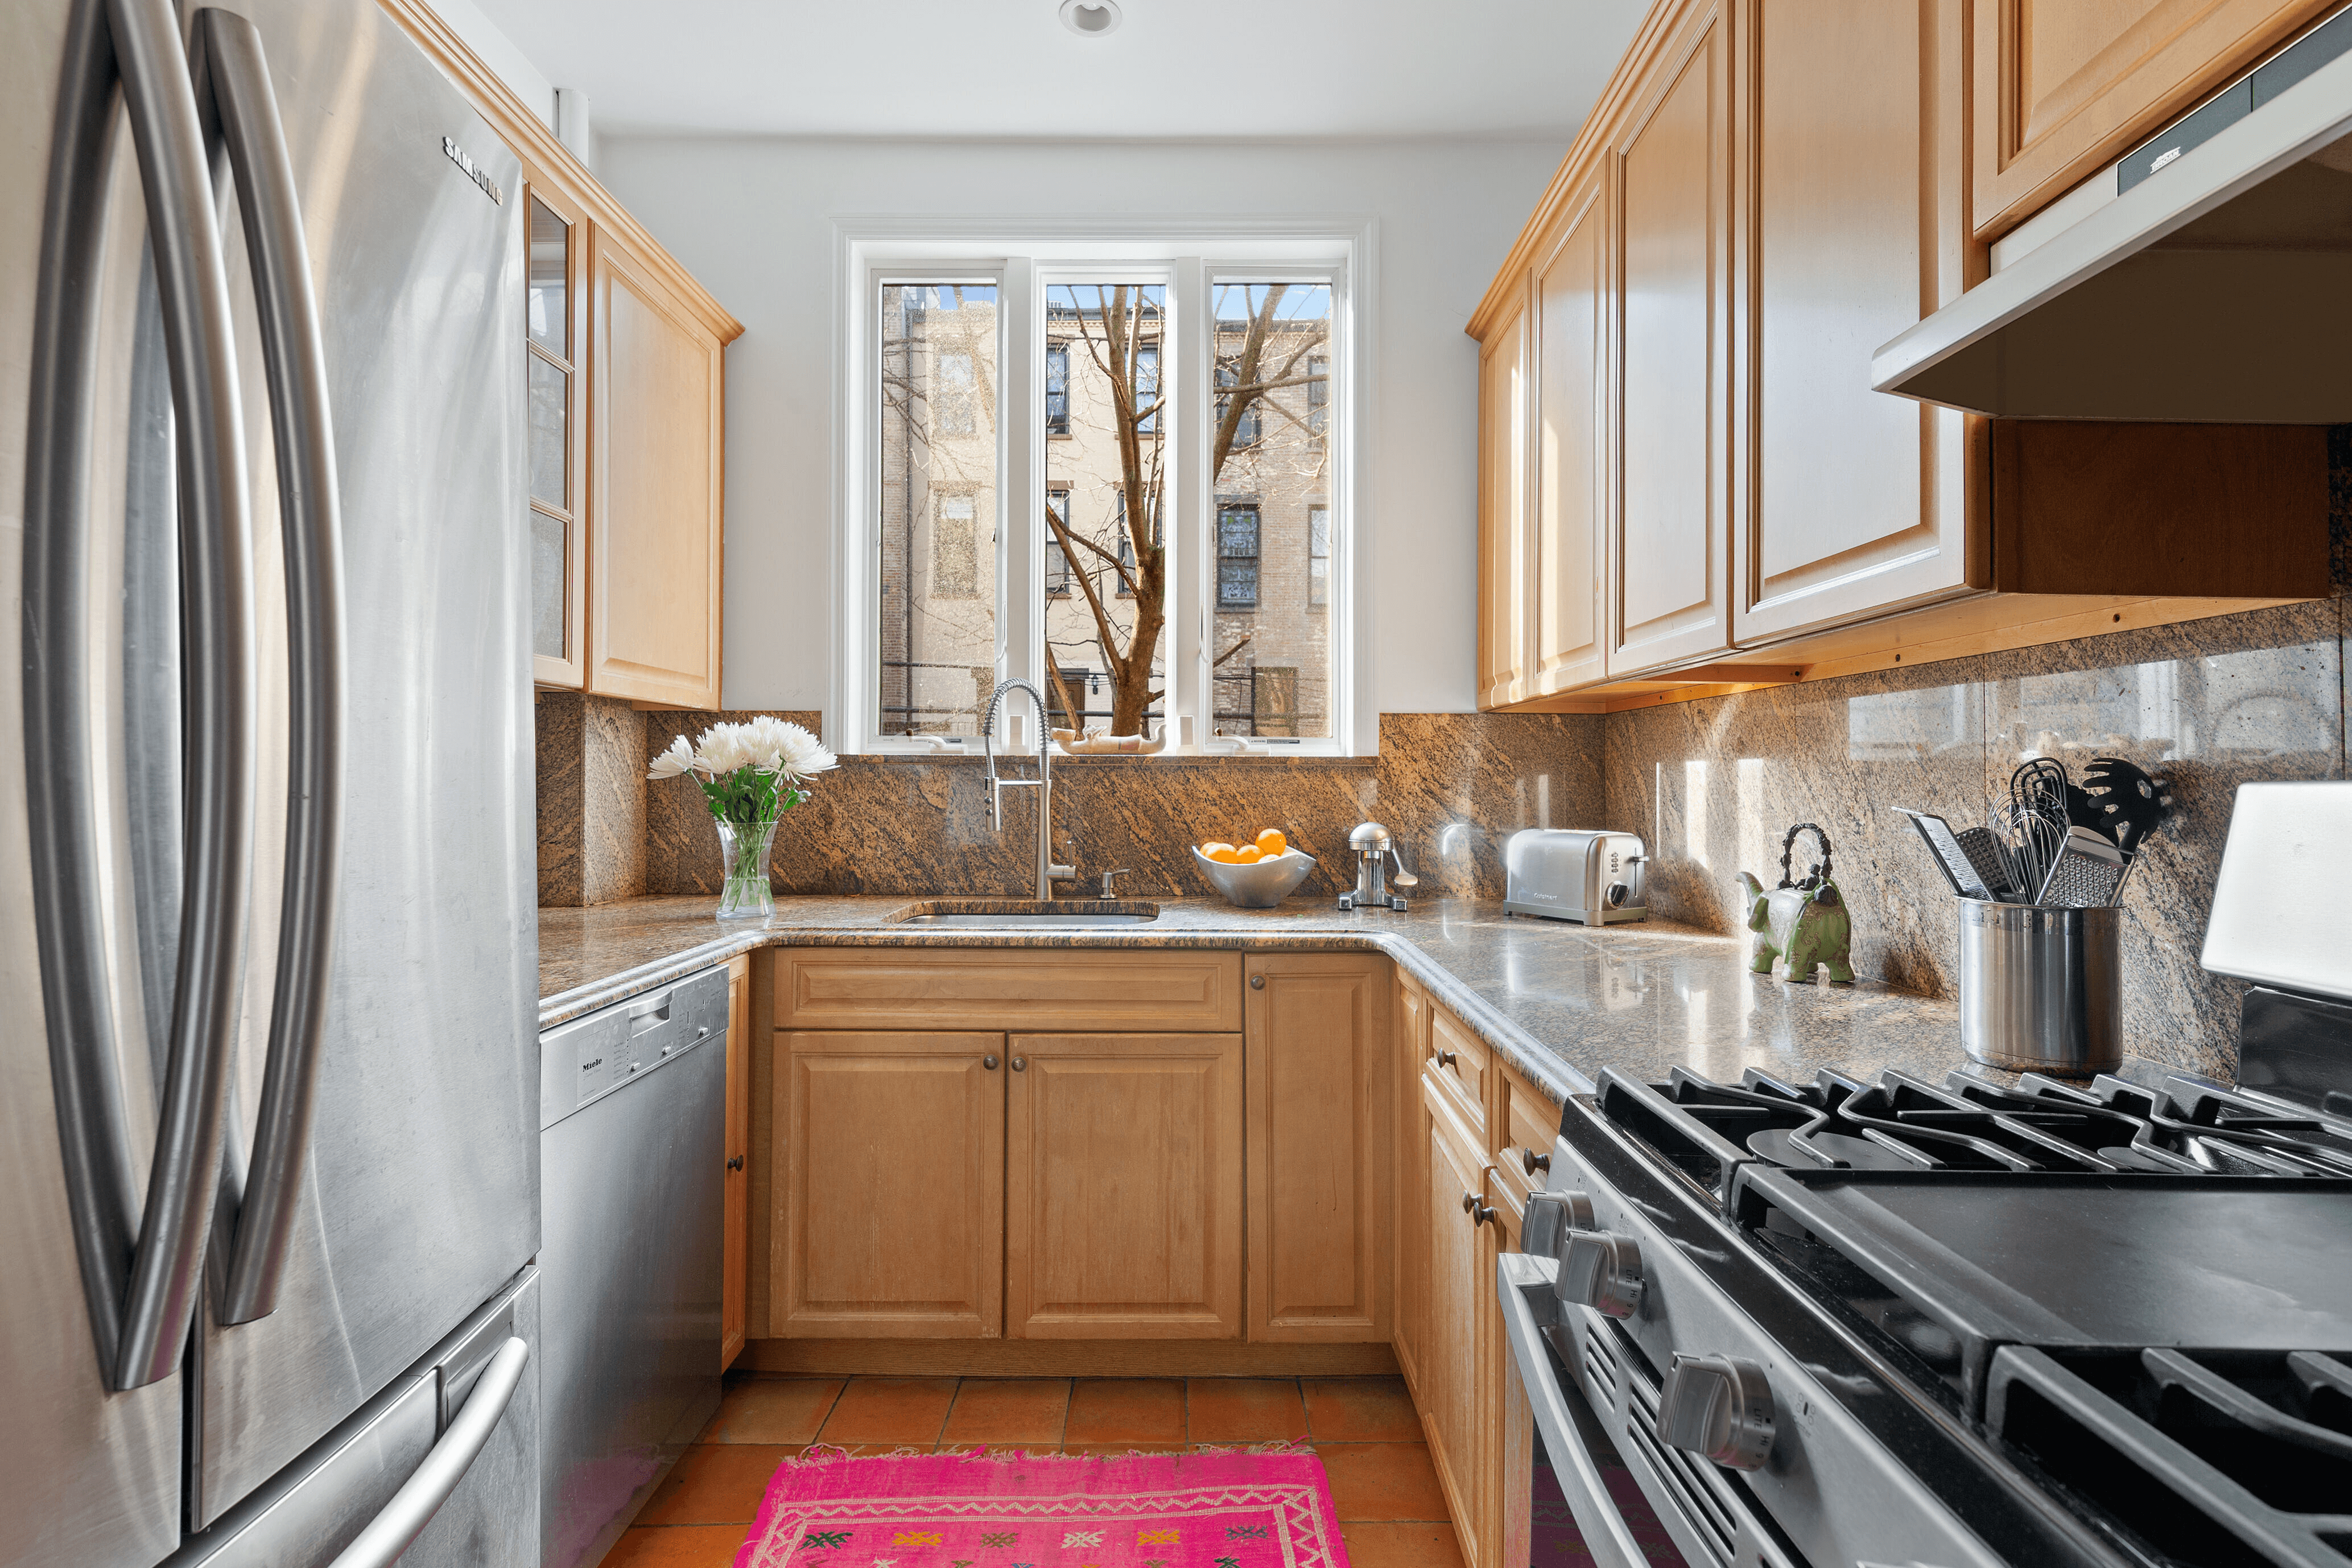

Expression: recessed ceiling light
xmin=1061 ymin=0 xmax=1123 ymax=36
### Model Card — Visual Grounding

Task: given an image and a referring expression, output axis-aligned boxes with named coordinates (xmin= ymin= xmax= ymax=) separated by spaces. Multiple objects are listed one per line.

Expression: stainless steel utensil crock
xmin=1958 ymin=901 xmax=2122 ymax=1074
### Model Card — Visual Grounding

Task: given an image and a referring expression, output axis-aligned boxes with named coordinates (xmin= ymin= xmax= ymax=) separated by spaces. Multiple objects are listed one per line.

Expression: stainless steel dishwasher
xmin=537 ymin=965 xmax=730 ymax=1568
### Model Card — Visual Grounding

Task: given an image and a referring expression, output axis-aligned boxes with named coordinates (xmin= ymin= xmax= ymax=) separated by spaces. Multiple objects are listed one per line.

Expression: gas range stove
xmin=1509 ymin=1059 xmax=2352 ymax=1568
xmin=1501 ymin=787 xmax=2352 ymax=1568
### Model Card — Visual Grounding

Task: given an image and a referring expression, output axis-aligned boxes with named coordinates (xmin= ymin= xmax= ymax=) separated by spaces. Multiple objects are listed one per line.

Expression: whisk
xmin=1995 ymin=759 xmax=2072 ymax=901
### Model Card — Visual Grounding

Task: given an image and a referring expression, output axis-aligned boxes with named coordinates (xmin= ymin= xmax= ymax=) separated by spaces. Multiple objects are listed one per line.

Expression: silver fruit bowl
xmin=1191 ymin=847 xmax=1316 ymax=909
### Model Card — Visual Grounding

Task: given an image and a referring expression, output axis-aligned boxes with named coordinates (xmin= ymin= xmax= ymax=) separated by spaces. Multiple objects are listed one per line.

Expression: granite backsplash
xmin=1603 ymin=597 xmax=2349 ymax=1078
xmin=637 ymin=711 xmax=1603 ymax=903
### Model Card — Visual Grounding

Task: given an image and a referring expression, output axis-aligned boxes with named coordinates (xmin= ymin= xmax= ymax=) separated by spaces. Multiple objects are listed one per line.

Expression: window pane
xmin=1211 ymin=282 xmax=1332 ymax=738
xmin=879 ymin=282 xmax=999 ymax=736
xmin=1043 ymin=283 xmax=1165 ymax=739
xmin=530 ymin=509 xmax=565 ymax=659
xmin=528 ymin=353 xmax=566 ymax=507
xmin=528 ymin=196 xmax=568 ymax=357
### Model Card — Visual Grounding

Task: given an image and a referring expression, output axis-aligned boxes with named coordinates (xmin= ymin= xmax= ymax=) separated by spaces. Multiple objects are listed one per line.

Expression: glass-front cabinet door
xmin=527 ymin=176 xmax=589 ymax=687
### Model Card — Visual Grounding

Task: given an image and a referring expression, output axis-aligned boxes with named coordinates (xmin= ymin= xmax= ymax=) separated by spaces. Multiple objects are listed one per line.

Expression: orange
xmin=1202 ymin=843 xmax=1241 ymax=863
xmin=1233 ymin=845 xmax=1264 ymax=864
xmin=1255 ymin=828 xmax=1288 ymax=858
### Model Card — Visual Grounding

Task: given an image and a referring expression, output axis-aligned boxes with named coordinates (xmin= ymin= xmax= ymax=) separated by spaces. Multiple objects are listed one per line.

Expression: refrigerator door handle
xmin=325 ymin=1336 xmax=530 ymax=1568
xmin=192 ymin=5 xmax=349 ymax=1329
xmin=24 ymin=0 xmax=259 ymax=1394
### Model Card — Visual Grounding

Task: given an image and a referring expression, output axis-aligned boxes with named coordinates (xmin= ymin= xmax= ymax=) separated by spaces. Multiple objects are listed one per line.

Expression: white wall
xmin=430 ymin=0 xmax=556 ymax=130
xmin=593 ymin=135 xmax=1567 ymax=716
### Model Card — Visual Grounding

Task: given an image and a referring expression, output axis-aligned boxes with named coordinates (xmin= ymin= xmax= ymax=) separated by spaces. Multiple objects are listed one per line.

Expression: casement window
xmin=841 ymin=224 xmax=1367 ymax=754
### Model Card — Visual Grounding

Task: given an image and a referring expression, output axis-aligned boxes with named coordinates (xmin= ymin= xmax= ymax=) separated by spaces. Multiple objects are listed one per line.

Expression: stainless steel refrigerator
xmin=5 ymin=0 xmax=540 ymax=1564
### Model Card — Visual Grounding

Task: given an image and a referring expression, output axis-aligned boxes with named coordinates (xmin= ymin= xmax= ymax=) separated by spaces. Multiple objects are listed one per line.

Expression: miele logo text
xmin=581 ymin=1057 xmax=603 ymax=1072
xmin=442 ymin=136 xmax=503 ymax=205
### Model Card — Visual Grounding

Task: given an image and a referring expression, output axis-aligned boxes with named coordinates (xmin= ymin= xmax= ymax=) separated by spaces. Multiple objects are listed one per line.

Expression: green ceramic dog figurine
xmin=1736 ymin=823 xmax=1855 ymax=985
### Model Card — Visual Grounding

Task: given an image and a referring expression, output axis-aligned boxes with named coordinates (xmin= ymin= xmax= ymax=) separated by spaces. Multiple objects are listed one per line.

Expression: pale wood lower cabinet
xmin=1245 ymin=955 xmax=1392 ymax=1342
xmin=1390 ymin=968 xmax=1433 ymax=1393
xmin=722 ymin=955 xmax=750 ymax=1368
xmin=1419 ymin=1068 xmax=1500 ymax=1568
xmin=775 ymin=1031 xmax=1005 ymax=1339
xmin=1007 ymin=1033 xmax=1243 ymax=1339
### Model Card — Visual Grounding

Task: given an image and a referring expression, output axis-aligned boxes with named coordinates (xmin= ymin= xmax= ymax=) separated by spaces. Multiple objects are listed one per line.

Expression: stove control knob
xmin=1658 ymin=1353 xmax=1776 ymax=1471
xmin=1556 ymin=1229 xmax=1643 ymax=1319
xmin=1522 ymin=1190 xmax=1594 ymax=1261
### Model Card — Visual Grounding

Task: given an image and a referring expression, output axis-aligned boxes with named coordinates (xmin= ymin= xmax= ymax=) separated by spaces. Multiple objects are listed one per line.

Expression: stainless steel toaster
xmin=1504 ymin=829 xmax=1648 ymax=925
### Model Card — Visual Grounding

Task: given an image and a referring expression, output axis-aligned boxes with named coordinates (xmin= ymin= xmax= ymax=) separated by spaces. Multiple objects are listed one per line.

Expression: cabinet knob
xmin=725 ymin=1155 xmax=744 ymax=1172
xmin=984 ymin=1054 xmax=1000 ymax=1070
xmin=1435 ymin=1049 xmax=1458 ymax=1068
xmin=1249 ymin=973 xmax=1266 ymax=990
xmin=1657 ymin=1353 xmax=1776 ymax=1471
xmin=1470 ymin=1200 xmax=1497 ymax=1227
xmin=1522 ymin=1148 xmax=1551 ymax=1177
xmin=1557 ymin=1229 xmax=1644 ymax=1319
xmin=1011 ymin=1057 xmax=1027 ymax=1071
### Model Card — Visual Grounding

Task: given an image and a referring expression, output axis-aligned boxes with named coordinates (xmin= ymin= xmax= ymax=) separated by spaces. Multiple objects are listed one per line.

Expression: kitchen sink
xmin=887 ymin=898 xmax=1159 ymax=927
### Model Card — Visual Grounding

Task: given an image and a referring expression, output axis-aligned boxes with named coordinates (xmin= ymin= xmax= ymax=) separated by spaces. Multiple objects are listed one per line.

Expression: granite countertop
xmin=539 ymin=893 xmax=1997 ymax=1106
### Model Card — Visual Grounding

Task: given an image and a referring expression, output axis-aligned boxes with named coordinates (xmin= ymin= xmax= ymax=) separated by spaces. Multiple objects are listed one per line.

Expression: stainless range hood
xmin=1873 ymin=11 xmax=2352 ymax=422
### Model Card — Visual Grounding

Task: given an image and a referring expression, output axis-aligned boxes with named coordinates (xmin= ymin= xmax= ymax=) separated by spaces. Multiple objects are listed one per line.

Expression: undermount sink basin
xmin=887 ymin=899 xmax=1160 ymax=927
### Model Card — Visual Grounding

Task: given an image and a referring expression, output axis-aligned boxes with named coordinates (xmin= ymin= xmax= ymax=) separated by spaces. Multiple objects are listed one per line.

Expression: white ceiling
xmin=467 ymin=0 xmax=1649 ymax=141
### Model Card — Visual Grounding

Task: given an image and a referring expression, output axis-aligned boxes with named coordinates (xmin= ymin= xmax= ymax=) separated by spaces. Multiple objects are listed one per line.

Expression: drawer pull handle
xmin=1249 ymin=973 xmax=1265 ymax=990
xmin=984 ymin=1054 xmax=1000 ymax=1070
xmin=1436 ymin=1049 xmax=1458 ymax=1068
xmin=1523 ymin=1148 xmax=1550 ymax=1176
xmin=1462 ymin=1191 xmax=1497 ymax=1227
xmin=725 ymin=1155 xmax=744 ymax=1172
xmin=1012 ymin=1057 xmax=1027 ymax=1071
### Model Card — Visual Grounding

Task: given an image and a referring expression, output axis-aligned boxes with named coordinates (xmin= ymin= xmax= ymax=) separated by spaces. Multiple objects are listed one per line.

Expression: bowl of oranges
xmin=1192 ymin=830 xmax=1316 ymax=909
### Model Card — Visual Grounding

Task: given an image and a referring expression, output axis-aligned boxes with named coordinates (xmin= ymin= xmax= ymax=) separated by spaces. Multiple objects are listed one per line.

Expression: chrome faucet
xmin=981 ymin=679 xmax=1076 ymax=901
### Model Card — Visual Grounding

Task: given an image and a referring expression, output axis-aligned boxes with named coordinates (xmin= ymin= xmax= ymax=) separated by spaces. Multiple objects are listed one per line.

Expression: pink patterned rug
xmin=734 ymin=1445 xmax=1351 ymax=1567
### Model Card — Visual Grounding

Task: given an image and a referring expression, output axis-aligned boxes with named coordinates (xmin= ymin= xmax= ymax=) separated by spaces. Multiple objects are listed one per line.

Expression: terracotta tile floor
xmin=598 ymin=1371 xmax=1462 ymax=1568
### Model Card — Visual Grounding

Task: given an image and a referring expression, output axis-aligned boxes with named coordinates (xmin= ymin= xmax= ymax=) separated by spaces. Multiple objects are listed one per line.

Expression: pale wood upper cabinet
xmin=774 ymin=1031 xmax=1005 ymax=1339
xmin=377 ymin=0 xmax=742 ymax=709
xmin=1735 ymin=0 xmax=1983 ymax=642
xmin=1005 ymin=1033 xmax=1244 ymax=1340
xmin=525 ymin=178 xmax=589 ymax=689
xmin=1476 ymin=296 xmax=1532 ymax=709
xmin=1974 ymin=0 xmax=2339 ymax=238
xmin=1244 ymin=956 xmax=1391 ymax=1343
xmin=1529 ymin=169 xmax=1611 ymax=696
xmin=1611 ymin=4 xmax=1734 ymax=675
xmin=588 ymin=233 xmax=728 ymax=709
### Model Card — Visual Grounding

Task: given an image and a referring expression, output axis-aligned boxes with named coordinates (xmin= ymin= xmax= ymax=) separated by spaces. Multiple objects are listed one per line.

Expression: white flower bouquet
xmin=648 ymin=717 xmax=837 ymax=919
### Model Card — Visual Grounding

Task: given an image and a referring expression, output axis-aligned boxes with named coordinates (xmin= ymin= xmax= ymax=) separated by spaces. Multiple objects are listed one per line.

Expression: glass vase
xmin=711 ymin=817 xmax=778 ymax=922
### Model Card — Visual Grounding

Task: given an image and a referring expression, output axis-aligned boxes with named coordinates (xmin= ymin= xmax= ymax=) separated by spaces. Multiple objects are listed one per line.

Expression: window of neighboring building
xmin=1218 ymin=506 xmax=1260 ymax=609
xmin=932 ymin=494 xmax=978 ymax=597
xmin=1132 ymin=344 xmax=1160 ymax=434
xmin=1045 ymin=487 xmax=1072 ymax=597
xmin=1308 ymin=505 xmax=1330 ymax=608
xmin=936 ymin=350 xmax=976 ymax=435
xmin=1045 ymin=344 xmax=1069 ymax=435
xmin=1215 ymin=364 xmax=1261 ymax=448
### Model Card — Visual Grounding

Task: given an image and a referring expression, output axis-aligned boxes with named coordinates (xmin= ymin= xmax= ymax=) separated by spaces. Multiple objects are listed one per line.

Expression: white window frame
xmin=831 ymin=218 xmax=1376 ymax=758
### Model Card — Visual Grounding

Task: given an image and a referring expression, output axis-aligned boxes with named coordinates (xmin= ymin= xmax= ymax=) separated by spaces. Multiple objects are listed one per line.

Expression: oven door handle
xmin=1499 ymin=1253 xmax=1656 ymax=1568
